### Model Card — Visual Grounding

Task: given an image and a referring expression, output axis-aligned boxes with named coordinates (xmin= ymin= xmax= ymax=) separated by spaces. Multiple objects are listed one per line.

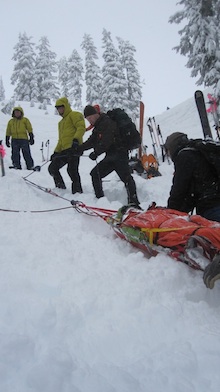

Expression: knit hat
xmin=164 ymin=132 xmax=189 ymax=160
xmin=84 ymin=105 xmax=98 ymax=118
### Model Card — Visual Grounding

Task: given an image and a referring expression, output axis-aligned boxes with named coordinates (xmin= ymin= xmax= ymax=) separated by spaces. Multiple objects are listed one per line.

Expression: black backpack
xmin=187 ymin=138 xmax=220 ymax=180
xmin=107 ymin=108 xmax=141 ymax=150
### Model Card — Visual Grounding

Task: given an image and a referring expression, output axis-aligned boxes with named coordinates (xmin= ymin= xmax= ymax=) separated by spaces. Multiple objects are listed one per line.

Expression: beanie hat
xmin=84 ymin=105 xmax=98 ymax=118
xmin=93 ymin=104 xmax=101 ymax=114
xmin=164 ymin=132 xmax=188 ymax=160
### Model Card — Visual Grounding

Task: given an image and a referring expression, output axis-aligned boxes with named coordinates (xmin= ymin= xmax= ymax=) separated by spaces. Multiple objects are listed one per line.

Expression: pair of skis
xmin=147 ymin=117 xmax=167 ymax=162
xmin=137 ymin=102 xmax=161 ymax=178
xmin=194 ymin=90 xmax=220 ymax=140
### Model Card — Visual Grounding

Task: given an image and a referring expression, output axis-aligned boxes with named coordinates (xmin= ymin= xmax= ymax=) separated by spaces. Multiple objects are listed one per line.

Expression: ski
xmin=0 ymin=140 xmax=6 ymax=177
xmin=138 ymin=101 xmax=145 ymax=160
xmin=195 ymin=90 xmax=213 ymax=139
xmin=207 ymin=93 xmax=220 ymax=140
xmin=147 ymin=118 xmax=158 ymax=159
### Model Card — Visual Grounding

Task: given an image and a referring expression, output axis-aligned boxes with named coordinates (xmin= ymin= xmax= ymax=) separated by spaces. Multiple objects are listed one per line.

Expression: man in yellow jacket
xmin=5 ymin=106 xmax=35 ymax=170
xmin=48 ymin=97 xmax=86 ymax=193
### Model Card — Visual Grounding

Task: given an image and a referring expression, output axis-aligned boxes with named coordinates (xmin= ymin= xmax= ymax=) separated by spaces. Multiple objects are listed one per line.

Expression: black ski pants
xmin=90 ymin=150 xmax=139 ymax=204
xmin=48 ymin=152 xmax=82 ymax=192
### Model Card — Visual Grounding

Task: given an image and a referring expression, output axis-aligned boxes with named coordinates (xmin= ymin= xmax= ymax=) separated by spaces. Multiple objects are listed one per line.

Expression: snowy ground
xmin=0 ymin=94 xmax=220 ymax=392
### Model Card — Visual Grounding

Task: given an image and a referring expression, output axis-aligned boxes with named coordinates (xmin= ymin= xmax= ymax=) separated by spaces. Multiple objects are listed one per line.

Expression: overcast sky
xmin=1 ymin=0 xmax=200 ymax=116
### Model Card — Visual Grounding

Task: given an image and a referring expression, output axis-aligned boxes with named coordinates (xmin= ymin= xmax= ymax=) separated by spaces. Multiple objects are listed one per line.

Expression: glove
xmin=203 ymin=254 xmax=220 ymax=289
xmin=89 ymin=151 xmax=97 ymax=161
xmin=50 ymin=152 xmax=59 ymax=161
xmin=29 ymin=133 xmax=34 ymax=145
xmin=5 ymin=136 xmax=10 ymax=148
xmin=72 ymin=139 xmax=79 ymax=151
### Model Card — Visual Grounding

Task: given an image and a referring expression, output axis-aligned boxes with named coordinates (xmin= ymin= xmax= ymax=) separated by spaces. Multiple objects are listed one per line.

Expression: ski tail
xmin=138 ymin=101 xmax=145 ymax=160
xmin=195 ymin=90 xmax=213 ymax=139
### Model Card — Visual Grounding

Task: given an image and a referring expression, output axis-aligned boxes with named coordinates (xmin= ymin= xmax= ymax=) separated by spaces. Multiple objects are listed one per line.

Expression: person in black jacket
xmin=75 ymin=105 xmax=139 ymax=206
xmin=164 ymin=132 xmax=220 ymax=222
xmin=165 ymin=132 xmax=220 ymax=290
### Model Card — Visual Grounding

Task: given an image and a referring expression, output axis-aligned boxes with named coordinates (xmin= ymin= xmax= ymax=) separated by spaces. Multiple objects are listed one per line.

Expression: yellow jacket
xmin=54 ymin=97 xmax=85 ymax=152
xmin=6 ymin=106 xmax=33 ymax=140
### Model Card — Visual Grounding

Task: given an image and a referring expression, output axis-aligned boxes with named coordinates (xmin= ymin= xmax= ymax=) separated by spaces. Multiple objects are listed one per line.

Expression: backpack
xmin=107 ymin=108 xmax=141 ymax=150
xmin=187 ymin=138 xmax=220 ymax=180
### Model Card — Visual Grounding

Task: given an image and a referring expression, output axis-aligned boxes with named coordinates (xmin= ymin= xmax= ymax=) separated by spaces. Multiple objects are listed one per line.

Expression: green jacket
xmin=6 ymin=106 xmax=33 ymax=140
xmin=54 ymin=97 xmax=85 ymax=152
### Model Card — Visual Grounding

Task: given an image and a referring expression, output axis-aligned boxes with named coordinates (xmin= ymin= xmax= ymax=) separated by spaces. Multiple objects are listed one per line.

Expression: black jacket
xmin=167 ymin=147 xmax=220 ymax=215
xmin=81 ymin=113 xmax=121 ymax=156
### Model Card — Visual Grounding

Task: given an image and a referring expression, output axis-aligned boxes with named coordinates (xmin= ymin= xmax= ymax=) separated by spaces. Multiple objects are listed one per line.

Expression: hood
xmin=164 ymin=132 xmax=189 ymax=160
xmin=12 ymin=106 xmax=24 ymax=117
xmin=55 ymin=97 xmax=72 ymax=117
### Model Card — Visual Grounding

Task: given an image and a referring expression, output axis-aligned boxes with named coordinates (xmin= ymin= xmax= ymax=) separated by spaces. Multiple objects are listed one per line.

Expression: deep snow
xmin=0 ymin=93 xmax=220 ymax=392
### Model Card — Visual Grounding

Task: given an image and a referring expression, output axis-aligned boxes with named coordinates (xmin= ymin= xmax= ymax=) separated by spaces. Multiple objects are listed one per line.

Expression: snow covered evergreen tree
xmin=35 ymin=36 xmax=59 ymax=104
xmin=58 ymin=56 xmax=70 ymax=97
xmin=101 ymin=29 xmax=129 ymax=112
xmin=0 ymin=76 xmax=5 ymax=101
xmin=81 ymin=34 xmax=102 ymax=105
xmin=11 ymin=32 xmax=37 ymax=101
xmin=117 ymin=37 xmax=142 ymax=119
xmin=67 ymin=49 xmax=84 ymax=110
xmin=169 ymin=0 xmax=220 ymax=91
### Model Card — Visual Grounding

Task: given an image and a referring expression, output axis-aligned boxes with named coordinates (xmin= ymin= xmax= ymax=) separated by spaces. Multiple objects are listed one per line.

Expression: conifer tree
xmin=35 ymin=36 xmax=59 ymax=103
xmin=58 ymin=56 xmax=70 ymax=97
xmin=101 ymin=29 xmax=129 ymax=112
xmin=169 ymin=0 xmax=220 ymax=89
xmin=11 ymin=32 xmax=37 ymax=101
xmin=117 ymin=37 xmax=142 ymax=118
xmin=0 ymin=76 xmax=5 ymax=101
xmin=81 ymin=34 xmax=102 ymax=104
xmin=67 ymin=49 xmax=84 ymax=110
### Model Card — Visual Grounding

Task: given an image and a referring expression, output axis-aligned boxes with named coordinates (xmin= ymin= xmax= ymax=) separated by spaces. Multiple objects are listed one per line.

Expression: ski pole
xmin=40 ymin=142 xmax=45 ymax=162
xmin=45 ymin=139 xmax=50 ymax=161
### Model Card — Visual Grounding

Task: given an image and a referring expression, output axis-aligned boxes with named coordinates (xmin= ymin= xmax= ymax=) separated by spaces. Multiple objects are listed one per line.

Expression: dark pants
xmin=48 ymin=152 xmax=82 ymax=193
xmin=11 ymin=139 xmax=34 ymax=169
xmin=202 ymin=206 xmax=220 ymax=222
xmin=90 ymin=150 xmax=139 ymax=204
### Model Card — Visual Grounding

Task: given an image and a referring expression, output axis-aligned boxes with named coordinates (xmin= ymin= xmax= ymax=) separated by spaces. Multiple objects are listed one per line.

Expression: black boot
xmin=125 ymin=179 xmax=140 ymax=207
xmin=72 ymin=182 xmax=83 ymax=194
xmin=54 ymin=176 xmax=66 ymax=189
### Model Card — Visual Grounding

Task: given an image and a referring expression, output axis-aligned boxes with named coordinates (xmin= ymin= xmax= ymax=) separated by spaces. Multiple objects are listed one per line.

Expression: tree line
xmin=0 ymin=29 xmax=142 ymax=119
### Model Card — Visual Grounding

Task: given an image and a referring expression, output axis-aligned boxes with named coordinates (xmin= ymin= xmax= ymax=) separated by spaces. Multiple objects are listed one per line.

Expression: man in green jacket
xmin=48 ymin=97 xmax=86 ymax=193
xmin=5 ymin=106 xmax=35 ymax=170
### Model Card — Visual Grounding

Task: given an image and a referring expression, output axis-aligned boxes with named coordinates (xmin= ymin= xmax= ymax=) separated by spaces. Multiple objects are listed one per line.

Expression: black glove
xmin=50 ymin=152 xmax=59 ymax=161
xmin=29 ymin=133 xmax=34 ymax=145
xmin=72 ymin=139 xmax=79 ymax=151
xmin=89 ymin=151 xmax=97 ymax=161
xmin=5 ymin=136 xmax=10 ymax=148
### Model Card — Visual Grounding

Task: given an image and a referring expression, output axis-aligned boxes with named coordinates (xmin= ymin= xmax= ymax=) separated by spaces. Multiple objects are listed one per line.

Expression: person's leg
xmin=202 ymin=206 xmax=220 ymax=222
xmin=90 ymin=157 xmax=113 ymax=198
xmin=20 ymin=139 xmax=34 ymax=169
xmin=11 ymin=139 xmax=21 ymax=169
xmin=114 ymin=153 xmax=140 ymax=205
xmin=67 ymin=156 xmax=83 ymax=194
xmin=48 ymin=155 xmax=67 ymax=188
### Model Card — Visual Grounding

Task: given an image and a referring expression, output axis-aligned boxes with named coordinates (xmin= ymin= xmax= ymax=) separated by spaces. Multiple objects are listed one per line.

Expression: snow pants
xmin=48 ymin=152 xmax=82 ymax=193
xmin=11 ymin=138 xmax=34 ymax=169
xmin=90 ymin=150 xmax=139 ymax=204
